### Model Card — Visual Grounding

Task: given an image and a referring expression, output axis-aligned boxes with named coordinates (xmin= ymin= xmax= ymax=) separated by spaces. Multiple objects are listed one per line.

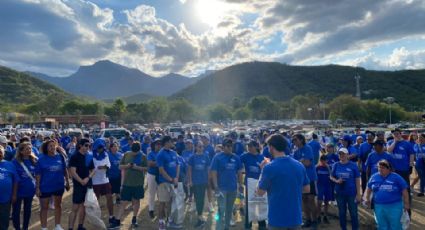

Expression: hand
xmin=127 ymin=163 xmax=133 ymax=169
xmin=335 ymin=178 xmax=344 ymax=184
xmin=364 ymin=199 xmax=371 ymax=208
xmin=215 ymin=190 xmax=223 ymax=198
xmin=404 ymin=203 xmax=410 ymax=211
xmin=36 ymin=188 xmax=41 ymax=197
xmin=65 ymin=181 xmax=70 ymax=191
xmin=173 ymin=178 xmax=178 ymax=187
xmin=355 ymin=194 xmax=362 ymax=203
xmin=260 ymin=158 xmax=270 ymax=169
xmin=81 ymin=177 xmax=90 ymax=186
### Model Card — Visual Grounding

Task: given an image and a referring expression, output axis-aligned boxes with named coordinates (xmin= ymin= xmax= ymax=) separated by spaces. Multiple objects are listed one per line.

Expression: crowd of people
xmin=0 ymin=126 xmax=423 ymax=230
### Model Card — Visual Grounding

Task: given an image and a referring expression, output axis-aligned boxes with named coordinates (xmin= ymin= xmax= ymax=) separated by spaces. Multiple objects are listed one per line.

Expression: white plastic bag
xmin=247 ymin=178 xmax=268 ymax=222
xmin=84 ymin=188 xmax=106 ymax=229
xmin=401 ymin=210 xmax=410 ymax=230
xmin=170 ymin=182 xmax=186 ymax=225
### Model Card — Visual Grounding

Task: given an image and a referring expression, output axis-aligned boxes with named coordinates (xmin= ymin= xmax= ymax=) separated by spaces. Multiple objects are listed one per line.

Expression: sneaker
xmin=108 ymin=220 xmax=120 ymax=229
xmin=131 ymin=216 xmax=138 ymax=228
xmin=54 ymin=225 xmax=64 ymax=230
xmin=417 ymin=193 xmax=424 ymax=197
xmin=302 ymin=220 xmax=312 ymax=228
xmin=310 ymin=221 xmax=318 ymax=230
xmin=149 ymin=210 xmax=155 ymax=219
xmin=317 ymin=216 xmax=321 ymax=224
xmin=230 ymin=219 xmax=236 ymax=227
xmin=208 ymin=203 xmax=215 ymax=212
xmin=77 ymin=227 xmax=87 ymax=230
xmin=159 ymin=221 xmax=166 ymax=230
xmin=167 ymin=221 xmax=183 ymax=229
xmin=194 ymin=219 xmax=206 ymax=228
xmin=109 ymin=217 xmax=116 ymax=224
xmin=323 ymin=216 xmax=330 ymax=224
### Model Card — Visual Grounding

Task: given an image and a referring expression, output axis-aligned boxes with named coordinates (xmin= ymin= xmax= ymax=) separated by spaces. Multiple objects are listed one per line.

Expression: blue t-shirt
xmin=205 ymin=144 xmax=215 ymax=161
xmin=292 ymin=145 xmax=317 ymax=181
xmin=307 ymin=140 xmax=321 ymax=165
xmin=188 ymin=153 xmax=210 ymax=185
xmin=240 ymin=152 xmax=264 ymax=181
xmin=107 ymin=151 xmax=123 ymax=179
xmin=177 ymin=156 xmax=186 ymax=183
xmin=13 ymin=159 xmax=36 ymax=198
xmin=387 ymin=140 xmax=414 ymax=171
xmin=35 ymin=154 xmax=66 ymax=193
xmin=367 ymin=172 xmax=408 ymax=204
xmin=233 ymin=141 xmax=245 ymax=156
xmin=351 ymin=134 xmax=366 ymax=143
xmin=0 ymin=160 xmax=19 ymax=203
xmin=358 ymin=142 xmax=374 ymax=172
xmin=331 ymin=161 xmax=360 ymax=196
xmin=147 ymin=150 xmax=159 ymax=175
xmin=258 ymin=156 xmax=309 ymax=228
xmin=210 ymin=152 xmax=242 ymax=192
xmin=182 ymin=150 xmax=194 ymax=163
xmin=141 ymin=143 xmax=150 ymax=155
xmin=156 ymin=148 xmax=179 ymax=184
xmin=60 ymin=136 xmax=71 ymax=149
xmin=413 ymin=144 xmax=425 ymax=168
xmin=325 ymin=153 xmax=339 ymax=167
xmin=316 ymin=165 xmax=331 ymax=188
xmin=365 ymin=152 xmax=394 ymax=175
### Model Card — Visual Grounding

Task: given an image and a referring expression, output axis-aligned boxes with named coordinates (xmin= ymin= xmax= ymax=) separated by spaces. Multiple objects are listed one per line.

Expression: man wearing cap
xmin=340 ymin=135 xmax=358 ymax=163
xmin=141 ymin=135 xmax=151 ymax=155
xmin=257 ymin=134 xmax=310 ymax=230
xmin=358 ymin=131 xmax=375 ymax=193
xmin=387 ymin=128 xmax=414 ymax=215
xmin=0 ymin=136 xmax=13 ymax=161
xmin=351 ymin=127 xmax=366 ymax=144
xmin=365 ymin=140 xmax=394 ymax=179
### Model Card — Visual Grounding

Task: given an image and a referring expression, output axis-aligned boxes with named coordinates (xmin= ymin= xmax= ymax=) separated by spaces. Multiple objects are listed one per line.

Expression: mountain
xmin=28 ymin=60 xmax=199 ymax=100
xmin=171 ymin=61 xmax=425 ymax=109
xmin=0 ymin=66 xmax=70 ymax=104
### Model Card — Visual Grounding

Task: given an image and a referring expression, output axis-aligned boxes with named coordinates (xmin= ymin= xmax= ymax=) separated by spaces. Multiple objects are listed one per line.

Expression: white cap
xmin=0 ymin=136 xmax=7 ymax=144
xmin=338 ymin=147 xmax=349 ymax=154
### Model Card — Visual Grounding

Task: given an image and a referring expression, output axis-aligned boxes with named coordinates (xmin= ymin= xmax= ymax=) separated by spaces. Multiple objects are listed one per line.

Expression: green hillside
xmin=172 ymin=62 xmax=425 ymax=110
xmin=104 ymin=93 xmax=154 ymax=104
xmin=0 ymin=66 xmax=71 ymax=104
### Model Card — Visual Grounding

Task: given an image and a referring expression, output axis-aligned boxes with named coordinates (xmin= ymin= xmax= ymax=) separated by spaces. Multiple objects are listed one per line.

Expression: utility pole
xmin=384 ymin=97 xmax=395 ymax=124
xmin=354 ymin=73 xmax=361 ymax=99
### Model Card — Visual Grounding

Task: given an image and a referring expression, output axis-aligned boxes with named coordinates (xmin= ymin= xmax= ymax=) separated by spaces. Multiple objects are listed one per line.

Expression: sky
xmin=1 ymin=0 xmax=425 ymax=77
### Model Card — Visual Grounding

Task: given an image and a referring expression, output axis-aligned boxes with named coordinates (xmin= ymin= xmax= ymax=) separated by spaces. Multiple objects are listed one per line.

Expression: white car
xmin=99 ymin=128 xmax=131 ymax=140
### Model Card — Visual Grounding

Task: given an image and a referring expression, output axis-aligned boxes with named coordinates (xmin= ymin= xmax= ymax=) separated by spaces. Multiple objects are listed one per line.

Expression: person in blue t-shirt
xmin=292 ymin=133 xmax=318 ymax=229
xmin=0 ymin=145 xmax=19 ymax=230
xmin=240 ymin=140 xmax=266 ymax=230
xmin=257 ymin=134 xmax=310 ymax=229
xmin=351 ymin=127 xmax=366 ymax=144
xmin=60 ymin=132 xmax=71 ymax=150
xmin=201 ymin=134 xmax=215 ymax=160
xmin=146 ymin=139 xmax=161 ymax=219
xmin=35 ymin=139 xmax=70 ymax=230
xmin=330 ymin=147 xmax=361 ymax=230
xmin=187 ymin=142 xmax=210 ymax=228
xmin=308 ymin=134 xmax=322 ymax=166
xmin=107 ymin=142 xmax=123 ymax=205
xmin=141 ymin=135 xmax=151 ymax=155
xmin=175 ymin=135 xmax=185 ymax=155
xmin=156 ymin=136 xmax=180 ymax=230
xmin=316 ymin=155 xmax=332 ymax=224
xmin=358 ymin=131 xmax=375 ymax=193
xmin=210 ymin=138 xmax=243 ymax=230
xmin=365 ymin=140 xmax=394 ymax=180
xmin=365 ymin=160 xmax=409 ymax=230
xmin=412 ymin=133 xmax=425 ymax=196
xmin=387 ymin=128 xmax=414 ymax=215
xmin=12 ymin=142 xmax=38 ymax=230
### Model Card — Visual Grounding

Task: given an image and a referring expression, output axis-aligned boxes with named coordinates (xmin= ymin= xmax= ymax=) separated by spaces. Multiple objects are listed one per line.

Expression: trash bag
xmin=84 ymin=188 xmax=106 ymax=229
xmin=170 ymin=182 xmax=186 ymax=225
xmin=247 ymin=178 xmax=268 ymax=222
xmin=401 ymin=210 xmax=410 ymax=230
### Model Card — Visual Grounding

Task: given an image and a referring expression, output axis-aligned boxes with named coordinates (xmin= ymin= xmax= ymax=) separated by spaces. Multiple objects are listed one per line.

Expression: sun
xmin=195 ymin=0 xmax=229 ymax=27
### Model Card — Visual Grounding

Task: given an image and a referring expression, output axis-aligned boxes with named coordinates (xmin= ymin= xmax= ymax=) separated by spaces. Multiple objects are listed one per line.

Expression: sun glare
xmin=196 ymin=0 xmax=229 ymax=27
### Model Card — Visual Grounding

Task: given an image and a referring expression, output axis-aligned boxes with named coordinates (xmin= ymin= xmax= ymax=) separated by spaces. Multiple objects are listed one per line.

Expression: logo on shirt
xmin=399 ymin=147 xmax=405 ymax=151
xmin=226 ymin=163 xmax=236 ymax=170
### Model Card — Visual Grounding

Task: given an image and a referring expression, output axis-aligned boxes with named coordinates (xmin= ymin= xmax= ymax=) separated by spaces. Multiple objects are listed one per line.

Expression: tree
xmin=233 ymin=107 xmax=251 ymax=120
xmin=110 ymin=99 xmax=127 ymax=121
xmin=208 ymin=104 xmax=232 ymax=122
xmin=327 ymin=95 xmax=366 ymax=122
xmin=168 ymin=99 xmax=195 ymax=122
xmin=148 ymin=98 xmax=169 ymax=122
xmin=247 ymin=96 xmax=277 ymax=120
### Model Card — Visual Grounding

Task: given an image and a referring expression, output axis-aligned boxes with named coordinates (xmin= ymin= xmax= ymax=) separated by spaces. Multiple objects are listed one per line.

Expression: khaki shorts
xmin=157 ymin=183 xmax=173 ymax=202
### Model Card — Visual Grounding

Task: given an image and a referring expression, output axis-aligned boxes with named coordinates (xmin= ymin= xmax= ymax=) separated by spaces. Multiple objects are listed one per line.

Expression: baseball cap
xmin=0 ymin=136 xmax=8 ymax=144
xmin=185 ymin=139 xmax=193 ymax=144
xmin=338 ymin=148 xmax=349 ymax=154
xmin=340 ymin=135 xmax=351 ymax=142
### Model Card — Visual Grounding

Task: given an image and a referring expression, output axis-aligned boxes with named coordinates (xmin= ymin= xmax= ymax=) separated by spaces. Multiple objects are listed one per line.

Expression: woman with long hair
xmin=12 ymin=142 xmax=38 ymax=230
xmin=35 ymin=140 xmax=70 ymax=230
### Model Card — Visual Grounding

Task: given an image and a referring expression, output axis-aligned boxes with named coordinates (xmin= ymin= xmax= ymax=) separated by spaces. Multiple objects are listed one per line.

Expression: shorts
xmin=109 ymin=177 xmax=121 ymax=194
xmin=158 ymin=183 xmax=173 ymax=202
xmin=317 ymin=185 xmax=333 ymax=201
xmin=309 ymin=182 xmax=317 ymax=196
xmin=40 ymin=188 xmax=65 ymax=199
xmin=72 ymin=185 xmax=88 ymax=204
xmin=93 ymin=183 xmax=112 ymax=197
xmin=121 ymin=186 xmax=144 ymax=201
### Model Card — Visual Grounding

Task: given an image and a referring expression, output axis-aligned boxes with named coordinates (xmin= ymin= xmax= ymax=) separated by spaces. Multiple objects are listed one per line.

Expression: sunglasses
xmin=83 ymin=144 xmax=91 ymax=147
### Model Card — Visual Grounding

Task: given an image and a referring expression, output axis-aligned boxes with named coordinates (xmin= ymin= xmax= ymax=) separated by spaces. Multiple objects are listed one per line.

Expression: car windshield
xmin=104 ymin=130 xmax=127 ymax=139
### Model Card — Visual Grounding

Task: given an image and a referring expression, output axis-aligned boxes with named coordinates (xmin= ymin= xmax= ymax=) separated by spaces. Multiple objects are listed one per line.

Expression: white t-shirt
xmin=92 ymin=154 xmax=111 ymax=185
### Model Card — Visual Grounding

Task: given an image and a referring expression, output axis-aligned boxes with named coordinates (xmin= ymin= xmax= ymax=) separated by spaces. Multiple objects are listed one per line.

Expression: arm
xmin=303 ymin=184 xmax=310 ymax=194
xmin=257 ymin=187 xmax=266 ymax=196
xmin=147 ymin=160 xmax=157 ymax=168
xmin=355 ymin=177 xmax=362 ymax=202
xmin=387 ymin=141 xmax=396 ymax=153
xmin=402 ymin=189 xmax=410 ymax=211
xmin=210 ymin=170 xmax=218 ymax=190
xmin=159 ymin=167 xmax=173 ymax=183
xmin=12 ymin=182 xmax=18 ymax=204
xmin=35 ymin=175 xmax=41 ymax=197
xmin=365 ymin=187 xmax=372 ymax=207
xmin=69 ymin=167 xmax=89 ymax=186
xmin=187 ymin=165 xmax=192 ymax=186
